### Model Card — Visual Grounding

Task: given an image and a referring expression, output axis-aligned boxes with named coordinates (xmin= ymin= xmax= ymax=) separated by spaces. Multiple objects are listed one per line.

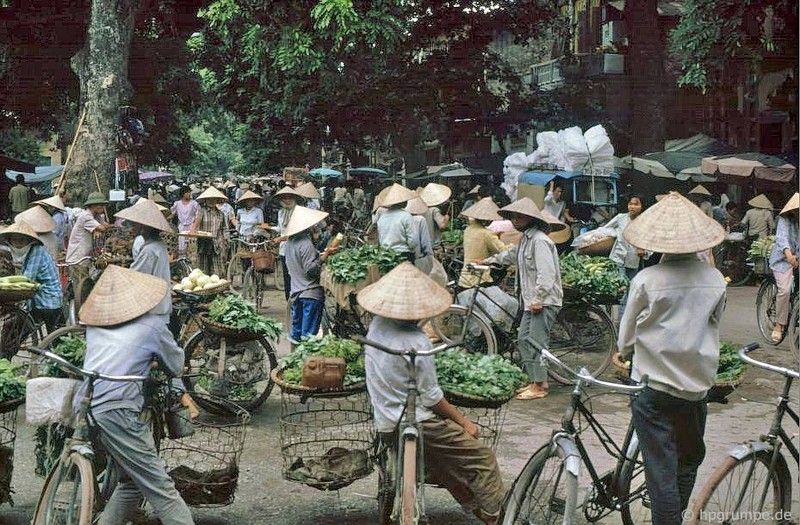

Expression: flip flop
xmin=515 ymin=389 xmax=548 ymax=400
xmin=516 ymin=385 xmax=549 ymax=395
xmin=771 ymin=328 xmax=783 ymax=343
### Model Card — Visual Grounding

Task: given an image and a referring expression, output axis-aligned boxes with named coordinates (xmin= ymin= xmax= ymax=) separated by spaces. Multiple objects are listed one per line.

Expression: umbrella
xmin=624 ymin=151 xmax=714 ymax=182
xmin=308 ymin=168 xmax=343 ymax=178
xmin=139 ymin=171 xmax=174 ymax=180
xmin=701 ymin=153 xmax=796 ymax=183
xmin=349 ymin=167 xmax=388 ymax=177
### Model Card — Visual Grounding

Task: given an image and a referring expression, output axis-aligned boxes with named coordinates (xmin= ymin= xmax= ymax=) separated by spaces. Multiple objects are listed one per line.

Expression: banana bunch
xmin=0 ymin=275 xmax=40 ymax=291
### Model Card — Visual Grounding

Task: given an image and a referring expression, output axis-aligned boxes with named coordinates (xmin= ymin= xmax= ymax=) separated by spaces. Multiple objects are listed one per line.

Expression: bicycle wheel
xmin=756 ymin=278 xmax=781 ymax=345
xmin=788 ymin=302 xmax=799 ymax=361
xmin=500 ymin=443 xmax=578 ymax=525
xmin=32 ymin=452 xmax=95 ymax=525
xmin=0 ymin=308 xmax=39 ymax=360
xmin=240 ymin=267 xmax=257 ymax=304
xmin=618 ymin=448 xmax=652 ymax=525
xmin=687 ymin=450 xmax=792 ymax=525
xmin=182 ymin=330 xmax=278 ymax=414
xmin=548 ymin=304 xmax=615 ymax=385
xmin=226 ymin=251 xmax=246 ymax=291
xmin=426 ymin=304 xmax=498 ymax=355
xmin=716 ymin=242 xmax=753 ymax=287
xmin=273 ymin=254 xmax=285 ymax=291
xmin=399 ymin=438 xmax=418 ymax=525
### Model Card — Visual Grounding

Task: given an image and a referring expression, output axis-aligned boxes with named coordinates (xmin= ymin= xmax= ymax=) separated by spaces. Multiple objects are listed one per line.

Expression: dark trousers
xmin=631 ymin=387 xmax=707 ymax=525
xmin=280 ymin=256 xmax=291 ymax=301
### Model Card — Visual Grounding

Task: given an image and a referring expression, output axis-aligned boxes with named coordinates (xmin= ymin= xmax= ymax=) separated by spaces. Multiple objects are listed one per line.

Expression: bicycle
xmin=687 ymin=343 xmax=798 ymax=525
xmin=755 ymin=269 xmax=798 ymax=347
xmin=500 ymin=349 xmax=649 ymax=525
xmin=354 ymin=334 xmax=460 ymax=525
xmin=428 ymin=263 xmax=616 ymax=384
xmin=28 ymin=344 xmax=158 ymax=525
xmin=172 ymin=289 xmax=278 ymax=415
xmin=227 ymin=236 xmax=284 ymax=302
xmin=715 ymin=232 xmax=757 ymax=287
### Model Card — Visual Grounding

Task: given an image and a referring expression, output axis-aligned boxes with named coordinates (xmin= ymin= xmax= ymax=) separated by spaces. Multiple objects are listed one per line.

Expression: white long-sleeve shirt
xmin=618 ymin=254 xmax=727 ymax=400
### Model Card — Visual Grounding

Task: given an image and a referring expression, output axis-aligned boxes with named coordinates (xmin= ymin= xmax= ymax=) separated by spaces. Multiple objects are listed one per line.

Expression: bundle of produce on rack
xmin=161 ymin=394 xmax=250 ymax=507
xmin=0 ymin=359 xmax=26 ymax=505
xmin=271 ymin=335 xmax=373 ymax=491
xmin=0 ymin=275 xmax=40 ymax=304
xmin=199 ymin=294 xmax=282 ymax=342
xmin=435 ymin=350 xmax=526 ymax=450
xmin=746 ymin=235 xmax=775 ymax=275
xmin=173 ymin=268 xmax=229 ymax=296
xmin=560 ymin=252 xmax=628 ymax=304
xmin=94 ymin=228 xmax=135 ymax=268
xmin=321 ymin=244 xmax=403 ymax=337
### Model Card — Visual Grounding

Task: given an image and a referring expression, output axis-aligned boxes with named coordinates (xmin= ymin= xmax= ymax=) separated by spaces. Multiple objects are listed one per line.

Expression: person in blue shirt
xmin=768 ymin=192 xmax=799 ymax=342
xmin=0 ymin=221 xmax=62 ymax=332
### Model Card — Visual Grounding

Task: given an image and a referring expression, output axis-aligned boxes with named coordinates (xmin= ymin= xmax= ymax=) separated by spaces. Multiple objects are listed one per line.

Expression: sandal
xmin=771 ymin=328 xmax=784 ymax=343
xmin=515 ymin=389 xmax=548 ymax=400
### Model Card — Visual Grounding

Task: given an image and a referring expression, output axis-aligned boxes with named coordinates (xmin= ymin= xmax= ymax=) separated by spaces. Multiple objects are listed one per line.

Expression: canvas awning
xmin=701 ymin=153 xmax=796 ymax=183
xmin=620 ymin=133 xmax=738 ymax=182
xmin=5 ymin=165 xmax=64 ymax=183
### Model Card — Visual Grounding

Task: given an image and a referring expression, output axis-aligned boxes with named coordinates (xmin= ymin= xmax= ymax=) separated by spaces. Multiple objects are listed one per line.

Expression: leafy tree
xmin=193 ymin=0 xmax=558 ymax=173
xmin=669 ymin=0 xmax=798 ymax=93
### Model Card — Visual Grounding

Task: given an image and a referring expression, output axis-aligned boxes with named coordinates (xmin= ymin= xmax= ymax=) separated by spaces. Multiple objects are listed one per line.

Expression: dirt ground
xmin=1 ymin=284 xmax=798 ymax=524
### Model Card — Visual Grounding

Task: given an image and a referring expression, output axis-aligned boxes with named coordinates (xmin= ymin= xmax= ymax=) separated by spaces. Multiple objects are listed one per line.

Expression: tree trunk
xmin=625 ymin=0 xmax=665 ymax=154
xmin=65 ymin=0 xmax=138 ymax=206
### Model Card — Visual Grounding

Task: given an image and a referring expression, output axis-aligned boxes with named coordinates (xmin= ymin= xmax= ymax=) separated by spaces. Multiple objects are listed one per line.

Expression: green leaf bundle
xmin=279 ymin=335 xmax=365 ymax=386
xmin=325 ymin=244 xmax=403 ymax=284
xmin=207 ymin=295 xmax=282 ymax=341
xmin=41 ymin=335 xmax=86 ymax=379
xmin=559 ymin=252 xmax=628 ymax=303
xmin=435 ymin=350 xmax=527 ymax=401
xmin=0 ymin=359 xmax=25 ymax=403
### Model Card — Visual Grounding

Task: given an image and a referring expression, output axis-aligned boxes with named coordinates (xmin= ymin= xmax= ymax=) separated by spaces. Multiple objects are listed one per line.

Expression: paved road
xmin=2 ymin=284 xmax=797 ymax=524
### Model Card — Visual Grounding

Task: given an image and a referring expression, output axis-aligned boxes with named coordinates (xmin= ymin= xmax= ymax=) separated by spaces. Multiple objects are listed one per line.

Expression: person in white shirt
xmin=618 ymin=192 xmax=727 ymax=525
xmin=65 ymin=192 xmax=114 ymax=282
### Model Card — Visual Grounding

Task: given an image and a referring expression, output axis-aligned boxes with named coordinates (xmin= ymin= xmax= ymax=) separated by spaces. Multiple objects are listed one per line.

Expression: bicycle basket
xmin=250 ymin=250 xmax=275 ymax=274
xmin=160 ymin=392 xmax=249 ymax=507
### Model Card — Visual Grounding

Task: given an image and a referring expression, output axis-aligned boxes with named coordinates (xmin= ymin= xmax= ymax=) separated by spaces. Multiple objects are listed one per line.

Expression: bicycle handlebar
xmin=28 ymin=346 xmax=150 ymax=383
xmin=738 ymin=343 xmax=800 ymax=379
xmin=57 ymin=255 xmax=93 ymax=268
xmin=353 ymin=335 xmax=463 ymax=357
xmin=233 ymin=237 xmax=273 ymax=249
xmin=541 ymin=349 xmax=647 ymax=392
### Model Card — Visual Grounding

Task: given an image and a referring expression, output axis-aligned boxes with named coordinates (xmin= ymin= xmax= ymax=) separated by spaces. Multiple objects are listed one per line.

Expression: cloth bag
xmin=25 ymin=377 xmax=83 ymax=426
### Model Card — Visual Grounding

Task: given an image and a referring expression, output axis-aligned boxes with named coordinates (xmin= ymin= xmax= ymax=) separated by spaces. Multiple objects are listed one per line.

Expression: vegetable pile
xmin=0 ymin=275 xmax=40 ymax=292
xmin=747 ymin=235 xmax=775 ymax=262
xmin=173 ymin=268 xmax=227 ymax=293
xmin=559 ymin=252 xmax=628 ymax=303
xmin=716 ymin=342 xmax=746 ymax=383
xmin=40 ymin=335 xmax=86 ymax=378
xmin=279 ymin=335 xmax=365 ymax=386
xmin=435 ymin=351 xmax=527 ymax=401
xmin=325 ymin=245 xmax=403 ymax=284
xmin=207 ymin=295 xmax=282 ymax=340
xmin=0 ymin=359 xmax=25 ymax=403
xmin=441 ymin=229 xmax=464 ymax=245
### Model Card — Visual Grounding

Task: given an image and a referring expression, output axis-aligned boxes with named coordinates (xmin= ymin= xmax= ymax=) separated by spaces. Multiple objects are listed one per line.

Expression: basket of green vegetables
xmin=560 ymin=252 xmax=628 ymax=304
xmin=272 ymin=335 xmax=366 ymax=396
xmin=200 ymin=295 xmax=282 ymax=343
xmin=435 ymin=351 xmax=528 ymax=409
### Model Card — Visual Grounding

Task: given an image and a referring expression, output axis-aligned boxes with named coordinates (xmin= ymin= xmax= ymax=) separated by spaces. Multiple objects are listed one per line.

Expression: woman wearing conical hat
xmin=15 ymin=205 xmax=58 ymax=261
xmin=767 ymin=192 xmax=799 ymax=342
xmin=0 ymin=222 xmax=62 ymax=336
xmin=189 ymin=186 xmax=231 ymax=276
xmin=168 ymin=186 xmax=200 ymax=254
xmin=458 ymin=198 xmax=511 ymax=288
xmin=376 ymin=183 xmax=419 ymax=260
xmin=32 ymin=194 xmax=70 ymax=252
xmin=739 ymin=194 xmax=775 ymax=240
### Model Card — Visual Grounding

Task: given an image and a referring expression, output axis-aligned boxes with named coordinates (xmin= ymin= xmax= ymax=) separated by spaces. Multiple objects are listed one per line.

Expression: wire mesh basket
xmin=159 ymin=393 xmax=250 ymax=507
xmin=0 ymin=397 xmax=24 ymax=505
xmin=443 ymin=391 xmax=510 ymax=451
xmin=274 ymin=373 xmax=374 ymax=491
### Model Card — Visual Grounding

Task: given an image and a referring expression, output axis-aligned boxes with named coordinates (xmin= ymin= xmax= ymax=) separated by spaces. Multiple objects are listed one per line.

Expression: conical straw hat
xmin=747 ymin=194 xmax=773 ymax=209
xmin=779 ymin=192 xmax=799 ymax=216
xmin=498 ymin=197 xmax=547 ymax=225
xmin=295 ymin=182 xmax=321 ymax=200
xmin=196 ymin=186 xmax=228 ymax=201
xmin=623 ymin=192 xmax=725 ymax=254
xmin=460 ymin=198 xmax=502 ymax=222
xmin=381 ymin=183 xmax=417 ymax=207
xmin=115 ymin=198 xmax=173 ymax=232
xmin=405 ymin=197 xmax=429 ymax=216
xmin=373 ymin=186 xmax=392 ymax=211
xmin=688 ymin=184 xmax=711 ymax=196
xmin=419 ymin=183 xmax=452 ymax=207
xmin=357 ymin=262 xmax=452 ymax=320
xmin=15 ymin=206 xmax=56 ymax=233
xmin=0 ymin=220 xmax=40 ymax=244
xmin=275 ymin=186 xmax=305 ymax=200
xmin=32 ymin=195 xmax=66 ymax=211
xmin=237 ymin=190 xmax=263 ymax=203
xmin=284 ymin=206 xmax=329 ymax=238
xmin=540 ymin=210 xmax=570 ymax=243
xmin=79 ymin=265 xmax=168 ymax=326
xmin=150 ymin=192 xmax=168 ymax=204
